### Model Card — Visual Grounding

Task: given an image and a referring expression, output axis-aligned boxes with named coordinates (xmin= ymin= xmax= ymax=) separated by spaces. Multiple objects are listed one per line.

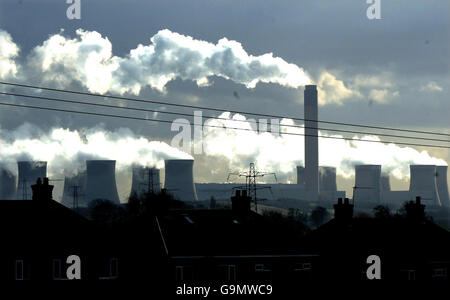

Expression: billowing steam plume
xmin=0 ymin=28 xmax=446 ymax=184
xmin=0 ymin=30 xmax=19 ymax=79
xmin=0 ymin=123 xmax=191 ymax=177
xmin=202 ymin=113 xmax=447 ymax=181
xmin=2 ymin=28 xmax=311 ymax=93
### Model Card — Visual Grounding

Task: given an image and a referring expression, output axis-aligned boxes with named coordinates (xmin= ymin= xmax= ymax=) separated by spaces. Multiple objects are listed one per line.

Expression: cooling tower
xmin=129 ymin=166 xmax=161 ymax=199
xmin=319 ymin=166 xmax=337 ymax=191
xmin=61 ymin=171 xmax=87 ymax=208
xmin=409 ymin=165 xmax=441 ymax=207
xmin=85 ymin=160 xmax=120 ymax=205
xmin=304 ymin=85 xmax=319 ymax=201
xmin=436 ymin=166 xmax=450 ymax=207
xmin=297 ymin=166 xmax=305 ymax=187
xmin=164 ymin=159 xmax=198 ymax=202
xmin=0 ymin=167 xmax=16 ymax=200
xmin=15 ymin=161 xmax=47 ymax=200
xmin=380 ymin=173 xmax=391 ymax=191
xmin=353 ymin=165 xmax=381 ymax=204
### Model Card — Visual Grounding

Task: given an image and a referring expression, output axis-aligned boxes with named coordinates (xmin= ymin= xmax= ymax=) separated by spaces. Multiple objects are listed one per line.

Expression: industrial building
xmin=61 ymin=160 xmax=121 ymax=208
xmin=0 ymin=86 xmax=447 ymax=219
xmin=352 ymin=164 xmax=449 ymax=210
xmin=85 ymin=160 xmax=120 ymax=205
xmin=61 ymin=171 xmax=86 ymax=208
xmin=194 ymin=166 xmax=346 ymax=205
xmin=353 ymin=165 xmax=382 ymax=205
xmin=164 ymin=159 xmax=198 ymax=202
xmin=304 ymin=85 xmax=319 ymax=202
xmin=0 ymin=167 xmax=16 ymax=200
xmin=194 ymin=86 xmax=345 ymax=206
xmin=15 ymin=161 xmax=47 ymax=200
xmin=130 ymin=165 xmax=161 ymax=198
xmin=437 ymin=166 xmax=450 ymax=207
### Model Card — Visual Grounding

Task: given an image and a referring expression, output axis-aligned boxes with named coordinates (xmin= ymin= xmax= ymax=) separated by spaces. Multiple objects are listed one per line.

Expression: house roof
xmin=157 ymin=209 xmax=313 ymax=257
xmin=0 ymin=199 xmax=93 ymax=253
xmin=0 ymin=199 xmax=89 ymax=226
xmin=308 ymin=217 xmax=450 ymax=259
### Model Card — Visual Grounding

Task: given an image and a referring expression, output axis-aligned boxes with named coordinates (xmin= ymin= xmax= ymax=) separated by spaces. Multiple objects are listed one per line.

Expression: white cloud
xmin=352 ymin=73 xmax=394 ymax=89
xmin=420 ymin=81 xmax=443 ymax=92
xmin=316 ymin=71 xmax=361 ymax=105
xmin=6 ymin=27 xmax=411 ymax=109
xmin=28 ymin=29 xmax=118 ymax=94
xmin=0 ymin=30 xmax=19 ymax=79
xmin=22 ymin=28 xmax=311 ymax=94
xmin=313 ymin=71 xmax=403 ymax=105
xmin=368 ymin=88 xmax=399 ymax=104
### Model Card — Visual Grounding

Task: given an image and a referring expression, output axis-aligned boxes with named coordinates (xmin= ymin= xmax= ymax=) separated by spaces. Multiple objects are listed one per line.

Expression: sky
xmin=0 ymin=0 xmax=449 ymax=201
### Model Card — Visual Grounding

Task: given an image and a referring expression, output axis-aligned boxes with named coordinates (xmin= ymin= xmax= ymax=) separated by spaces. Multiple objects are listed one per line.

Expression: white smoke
xmin=19 ymin=28 xmax=311 ymax=94
xmin=2 ymin=28 xmax=403 ymax=107
xmin=0 ymin=123 xmax=192 ymax=177
xmin=201 ymin=113 xmax=447 ymax=181
xmin=0 ymin=28 xmax=445 ymax=183
xmin=0 ymin=30 xmax=19 ymax=79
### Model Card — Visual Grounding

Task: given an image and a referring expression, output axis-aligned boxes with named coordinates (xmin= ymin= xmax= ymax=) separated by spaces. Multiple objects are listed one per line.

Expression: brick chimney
xmin=31 ymin=177 xmax=54 ymax=201
xmin=405 ymin=196 xmax=426 ymax=221
xmin=231 ymin=189 xmax=251 ymax=215
xmin=333 ymin=197 xmax=353 ymax=222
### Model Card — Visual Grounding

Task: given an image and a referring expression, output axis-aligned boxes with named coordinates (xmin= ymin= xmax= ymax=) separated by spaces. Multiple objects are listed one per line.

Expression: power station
xmin=319 ymin=167 xmax=337 ymax=192
xmin=0 ymin=85 xmax=448 ymax=224
xmin=16 ymin=161 xmax=47 ymax=200
xmin=61 ymin=171 xmax=86 ymax=208
xmin=85 ymin=160 xmax=120 ymax=205
xmin=409 ymin=165 xmax=441 ymax=207
xmin=304 ymin=85 xmax=319 ymax=201
xmin=129 ymin=165 xmax=161 ymax=198
xmin=0 ymin=167 xmax=16 ymax=200
xmin=353 ymin=165 xmax=382 ymax=204
xmin=164 ymin=159 xmax=198 ymax=202
xmin=436 ymin=166 xmax=450 ymax=207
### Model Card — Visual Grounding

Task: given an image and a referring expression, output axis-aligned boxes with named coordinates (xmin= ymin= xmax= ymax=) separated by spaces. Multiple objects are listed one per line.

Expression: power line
xmin=228 ymin=162 xmax=277 ymax=212
xmin=1 ymin=80 xmax=448 ymax=137
xmin=2 ymin=91 xmax=448 ymax=143
xmin=0 ymin=99 xmax=449 ymax=149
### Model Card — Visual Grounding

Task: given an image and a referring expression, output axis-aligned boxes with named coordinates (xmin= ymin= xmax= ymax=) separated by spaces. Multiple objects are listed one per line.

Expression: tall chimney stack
xmin=304 ymin=85 xmax=319 ymax=201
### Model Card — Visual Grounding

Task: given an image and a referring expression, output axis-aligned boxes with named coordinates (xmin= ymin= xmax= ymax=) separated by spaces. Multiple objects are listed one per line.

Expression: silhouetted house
xmin=308 ymin=197 xmax=450 ymax=280
xmin=156 ymin=189 xmax=318 ymax=285
xmin=0 ymin=178 xmax=116 ymax=280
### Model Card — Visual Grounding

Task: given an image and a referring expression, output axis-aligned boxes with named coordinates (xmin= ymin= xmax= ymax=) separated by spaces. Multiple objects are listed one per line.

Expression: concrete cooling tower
xmin=409 ymin=165 xmax=441 ymax=207
xmin=380 ymin=173 xmax=391 ymax=191
xmin=85 ymin=160 xmax=120 ymax=205
xmin=16 ymin=161 xmax=47 ymax=200
xmin=436 ymin=166 xmax=450 ymax=207
xmin=0 ymin=168 xmax=16 ymax=200
xmin=319 ymin=167 xmax=337 ymax=191
xmin=297 ymin=166 xmax=305 ymax=187
xmin=129 ymin=166 xmax=161 ymax=199
xmin=353 ymin=165 xmax=381 ymax=204
xmin=61 ymin=171 xmax=87 ymax=208
xmin=164 ymin=159 xmax=198 ymax=202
